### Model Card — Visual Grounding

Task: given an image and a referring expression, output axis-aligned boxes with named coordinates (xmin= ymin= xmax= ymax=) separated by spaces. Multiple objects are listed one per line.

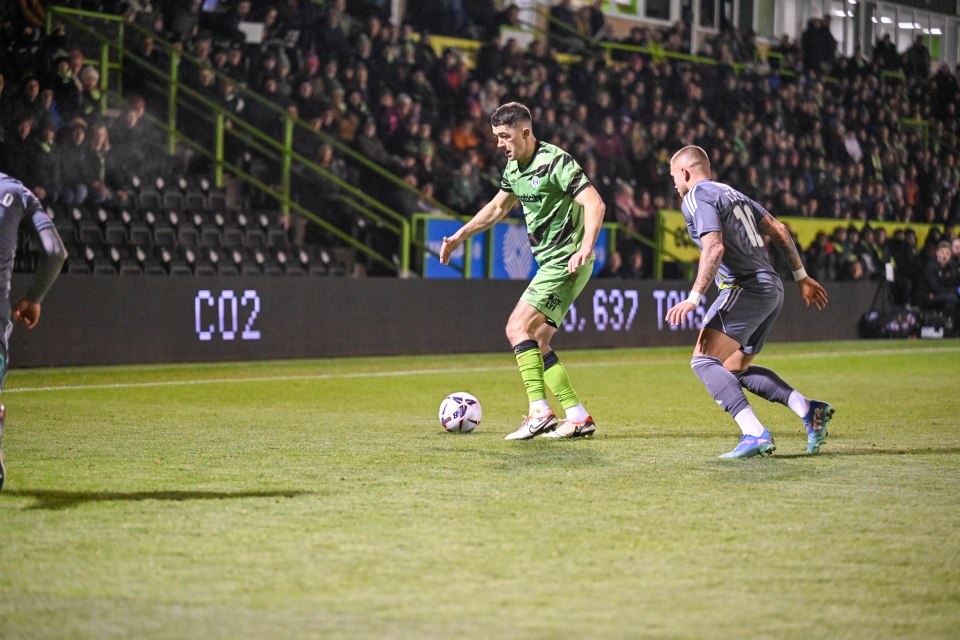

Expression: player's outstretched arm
xmin=440 ymin=190 xmax=517 ymax=265
xmin=759 ymin=215 xmax=828 ymax=310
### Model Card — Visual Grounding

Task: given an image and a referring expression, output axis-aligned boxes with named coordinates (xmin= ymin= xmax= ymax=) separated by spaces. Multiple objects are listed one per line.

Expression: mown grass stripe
xmin=6 ymin=345 xmax=959 ymax=394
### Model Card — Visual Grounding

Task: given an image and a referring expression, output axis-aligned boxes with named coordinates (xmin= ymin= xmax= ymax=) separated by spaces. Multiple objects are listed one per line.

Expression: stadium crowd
xmin=0 ymin=0 xmax=958 ymax=311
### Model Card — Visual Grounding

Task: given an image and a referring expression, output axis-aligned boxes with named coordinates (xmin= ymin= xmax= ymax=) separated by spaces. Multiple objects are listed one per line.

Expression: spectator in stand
xmin=165 ymin=0 xmax=203 ymax=44
xmin=805 ymin=231 xmax=836 ymax=282
xmin=872 ymin=33 xmax=900 ymax=71
xmin=108 ymin=98 xmax=162 ymax=183
xmin=903 ymin=35 xmax=931 ymax=81
xmin=123 ymin=34 xmax=166 ymax=107
xmin=914 ymin=240 xmax=959 ymax=324
xmin=77 ymin=65 xmax=103 ymax=121
xmin=224 ymin=43 xmax=249 ymax=83
xmin=294 ymin=141 xmax=349 ymax=246
xmin=294 ymin=50 xmax=324 ymax=97
xmin=620 ymin=249 xmax=648 ymax=279
xmin=599 ymin=248 xmax=624 ymax=278
xmin=0 ymin=112 xmax=36 ymax=186
xmin=8 ymin=76 xmax=43 ymax=127
xmin=610 ymin=181 xmax=645 ymax=249
xmin=26 ymin=120 xmax=60 ymax=205
xmin=57 ymin=119 xmax=96 ymax=206
xmin=315 ymin=7 xmax=350 ymax=65
xmin=442 ymin=159 xmax=482 ymax=214
xmin=84 ymin=121 xmax=122 ymax=206
xmin=47 ymin=50 xmax=81 ymax=123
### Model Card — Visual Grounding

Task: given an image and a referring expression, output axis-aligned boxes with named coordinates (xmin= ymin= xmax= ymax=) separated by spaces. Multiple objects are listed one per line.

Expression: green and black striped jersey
xmin=499 ymin=141 xmax=591 ymax=265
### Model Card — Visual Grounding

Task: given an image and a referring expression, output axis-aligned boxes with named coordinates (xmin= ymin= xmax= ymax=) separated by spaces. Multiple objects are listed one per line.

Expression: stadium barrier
xmin=657 ymin=210 xmax=942 ymax=268
xmin=10 ymin=275 xmax=877 ymax=367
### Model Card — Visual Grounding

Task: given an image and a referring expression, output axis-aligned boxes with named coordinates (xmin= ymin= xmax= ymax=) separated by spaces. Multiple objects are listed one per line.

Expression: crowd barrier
xmin=9 ymin=275 xmax=878 ymax=367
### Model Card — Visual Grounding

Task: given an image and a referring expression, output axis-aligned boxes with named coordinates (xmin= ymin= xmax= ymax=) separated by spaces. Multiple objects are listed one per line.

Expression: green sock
xmin=543 ymin=351 xmax=580 ymax=410
xmin=513 ymin=340 xmax=546 ymax=403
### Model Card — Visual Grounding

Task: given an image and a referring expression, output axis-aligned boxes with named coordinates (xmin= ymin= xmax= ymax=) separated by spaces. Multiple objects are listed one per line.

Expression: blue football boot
xmin=804 ymin=401 xmax=834 ymax=454
xmin=719 ymin=430 xmax=776 ymax=459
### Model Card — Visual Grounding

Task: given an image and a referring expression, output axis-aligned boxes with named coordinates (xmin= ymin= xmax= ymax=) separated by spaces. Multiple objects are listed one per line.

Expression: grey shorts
xmin=703 ymin=282 xmax=784 ymax=355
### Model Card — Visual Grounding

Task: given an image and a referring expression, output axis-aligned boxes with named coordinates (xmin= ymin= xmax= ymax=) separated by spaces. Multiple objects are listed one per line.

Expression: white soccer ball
xmin=438 ymin=392 xmax=482 ymax=433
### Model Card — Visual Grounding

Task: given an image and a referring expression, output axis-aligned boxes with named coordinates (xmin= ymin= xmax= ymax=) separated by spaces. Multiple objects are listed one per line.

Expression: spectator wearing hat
xmin=57 ymin=119 xmax=96 ymax=206
xmin=224 ymin=43 xmax=248 ymax=80
xmin=293 ymin=51 xmax=325 ymax=98
xmin=47 ymin=50 xmax=81 ymax=123
xmin=210 ymin=44 xmax=230 ymax=74
xmin=7 ymin=76 xmax=43 ymax=126
xmin=77 ymin=65 xmax=103 ymax=120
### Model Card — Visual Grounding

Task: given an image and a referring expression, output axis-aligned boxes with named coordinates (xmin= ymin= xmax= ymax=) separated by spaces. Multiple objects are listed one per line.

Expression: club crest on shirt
xmin=532 ymin=176 xmax=540 ymax=188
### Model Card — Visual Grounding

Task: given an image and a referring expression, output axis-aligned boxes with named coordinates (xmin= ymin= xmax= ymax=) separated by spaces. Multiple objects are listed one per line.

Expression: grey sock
xmin=734 ymin=366 xmax=793 ymax=406
xmin=691 ymin=355 xmax=750 ymax=417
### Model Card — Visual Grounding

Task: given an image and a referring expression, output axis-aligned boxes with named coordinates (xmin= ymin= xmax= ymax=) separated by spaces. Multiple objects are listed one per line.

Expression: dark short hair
xmin=490 ymin=102 xmax=531 ymax=128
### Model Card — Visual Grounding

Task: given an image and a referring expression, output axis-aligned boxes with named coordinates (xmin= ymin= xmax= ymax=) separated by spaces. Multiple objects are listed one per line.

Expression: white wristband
xmin=792 ymin=267 xmax=808 ymax=282
xmin=686 ymin=291 xmax=702 ymax=306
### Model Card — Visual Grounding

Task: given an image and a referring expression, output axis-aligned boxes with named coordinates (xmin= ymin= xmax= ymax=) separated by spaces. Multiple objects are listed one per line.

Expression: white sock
xmin=564 ymin=403 xmax=589 ymax=422
xmin=733 ymin=407 xmax=766 ymax=437
xmin=529 ymin=399 xmax=551 ymax=415
xmin=787 ymin=391 xmax=810 ymax=418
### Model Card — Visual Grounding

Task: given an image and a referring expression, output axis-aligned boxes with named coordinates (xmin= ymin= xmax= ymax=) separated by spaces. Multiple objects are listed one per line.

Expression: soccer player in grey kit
xmin=0 ymin=171 xmax=67 ymax=489
xmin=664 ymin=146 xmax=834 ymax=458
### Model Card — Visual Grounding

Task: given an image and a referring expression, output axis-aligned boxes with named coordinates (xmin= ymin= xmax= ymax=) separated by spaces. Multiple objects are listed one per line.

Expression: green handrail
xmin=46 ymin=5 xmax=419 ymax=274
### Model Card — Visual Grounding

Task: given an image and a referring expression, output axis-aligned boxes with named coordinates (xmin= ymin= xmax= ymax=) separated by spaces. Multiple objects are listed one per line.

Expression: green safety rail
xmin=45 ymin=5 xmax=463 ymax=277
xmin=411 ymin=213 xmax=691 ymax=280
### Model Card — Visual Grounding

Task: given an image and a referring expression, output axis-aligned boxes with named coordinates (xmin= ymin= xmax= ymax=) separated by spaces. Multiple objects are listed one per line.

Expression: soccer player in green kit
xmin=440 ymin=102 xmax=606 ymax=440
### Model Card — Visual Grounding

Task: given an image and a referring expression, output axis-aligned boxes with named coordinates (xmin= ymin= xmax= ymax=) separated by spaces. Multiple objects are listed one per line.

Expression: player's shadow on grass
xmin=3 ymin=489 xmax=313 ymax=511
xmin=775 ymin=447 xmax=960 ymax=459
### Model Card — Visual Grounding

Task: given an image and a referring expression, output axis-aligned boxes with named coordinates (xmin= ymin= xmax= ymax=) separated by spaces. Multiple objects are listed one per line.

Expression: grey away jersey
xmin=0 ymin=173 xmax=65 ymax=311
xmin=680 ymin=179 xmax=779 ymax=289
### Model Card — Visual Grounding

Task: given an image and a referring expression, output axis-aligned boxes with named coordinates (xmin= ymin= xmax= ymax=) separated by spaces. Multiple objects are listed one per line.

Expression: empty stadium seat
xmin=200 ymin=226 xmax=223 ymax=248
xmin=103 ymin=220 xmax=128 ymax=245
xmin=78 ymin=221 xmax=104 ymax=245
xmin=129 ymin=223 xmax=153 ymax=247
xmin=162 ymin=188 xmax=185 ymax=211
xmin=153 ymin=225 xmax=177 ymax=248
xmin=118 ymin=260 xmax=143 ymax=275
xmin=177 ymin=226 xmax=201 ymax=248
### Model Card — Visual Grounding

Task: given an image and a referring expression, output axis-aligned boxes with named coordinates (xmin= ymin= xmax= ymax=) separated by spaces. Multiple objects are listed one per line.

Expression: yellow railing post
xmin=166 ymin=48 xmax=179 ymax=156
xmin=214 ymin=112 xmax=224 ymax=187
xmin=281 ymin=115 xmax=293 ymax=217
xmin=99 ymin=41 xmax=109 ymax=114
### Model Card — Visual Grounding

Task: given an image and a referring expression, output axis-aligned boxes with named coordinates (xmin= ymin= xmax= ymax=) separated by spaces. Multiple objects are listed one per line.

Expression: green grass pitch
xmin=1 ymin=340 xmax=959 ymax=639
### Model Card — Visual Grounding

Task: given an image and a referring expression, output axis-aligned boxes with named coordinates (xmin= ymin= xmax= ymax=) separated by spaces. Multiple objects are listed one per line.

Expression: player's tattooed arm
xmin=692 ymin=231 xmax=724 ymax=296
xmin=759 ymin=215 xmax=803 ymax=271
xmin=759 ymin=215 xmax=828 ymax=310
